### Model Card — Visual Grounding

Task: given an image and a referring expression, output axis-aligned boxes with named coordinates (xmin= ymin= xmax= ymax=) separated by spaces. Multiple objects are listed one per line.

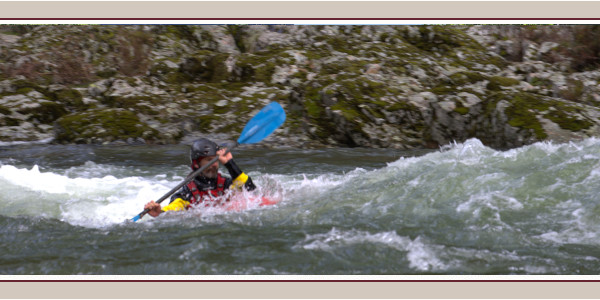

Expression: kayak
xmin=224 ymin=195 xmax=280 ymax=212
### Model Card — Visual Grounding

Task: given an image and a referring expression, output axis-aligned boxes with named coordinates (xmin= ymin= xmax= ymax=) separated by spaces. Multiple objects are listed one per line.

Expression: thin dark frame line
xmin=1 ymin=18 xmax=600 ymax=20
xmin=2 ymin=280 xmax=600 ymax=282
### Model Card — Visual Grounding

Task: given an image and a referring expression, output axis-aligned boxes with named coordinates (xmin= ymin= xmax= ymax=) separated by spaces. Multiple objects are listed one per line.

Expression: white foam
xmin=535 ymin=199 xmax=600 ymax=245
xmin=0 ymin=164 xmax=123 ymax=195
xmin=295 ymin=228 xmax=448 ymax=272
xmin=0 ymin=164 xmax=178 ymax=227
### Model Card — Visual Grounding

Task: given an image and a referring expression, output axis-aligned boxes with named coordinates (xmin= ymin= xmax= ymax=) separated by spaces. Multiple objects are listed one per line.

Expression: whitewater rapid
xmin=2 ymin=138 xmax=600 ymax=274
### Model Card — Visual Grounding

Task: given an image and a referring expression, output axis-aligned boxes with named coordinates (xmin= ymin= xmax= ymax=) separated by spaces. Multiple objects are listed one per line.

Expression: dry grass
xmin=568 ymin=26 xmax=600 ymax=72
xmin=491 ymin=25 xmax=600 ymax=72
xmin=50 ymin=51 xmax=94 ymax=84
xmin=2 ymin=26 xmax=154 ymax=84
xmin=114 ymin=29 xmax=154 ymax=76
xmin=0 ymin=58 xmax=46 ymax=81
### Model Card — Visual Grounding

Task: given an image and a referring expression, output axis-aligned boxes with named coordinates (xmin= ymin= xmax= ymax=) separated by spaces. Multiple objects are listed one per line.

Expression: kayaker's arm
xmin=224 ymin=159 xmax=256 ymax=191
xmin=162 ymin=198 xmax=190 ymax=212
xmin=143 ymin=198 xmax=190 ymax=217
xmin=216 ymin=148 xmax=256 ymax=191
xmin=144 ymin=196 xmax=191 ymax=218
xmin=144 ymin=200 xmax=163 ymax=217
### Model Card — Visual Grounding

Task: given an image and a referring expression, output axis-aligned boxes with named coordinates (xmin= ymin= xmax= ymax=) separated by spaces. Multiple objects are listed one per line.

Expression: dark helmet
xmin=190 ymin=138 xmax=218 ymax=162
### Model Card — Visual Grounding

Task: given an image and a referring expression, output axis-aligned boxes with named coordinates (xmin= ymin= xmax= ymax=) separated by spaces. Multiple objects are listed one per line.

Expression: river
xmin=1 ymin=138 xmax=600 ymax=275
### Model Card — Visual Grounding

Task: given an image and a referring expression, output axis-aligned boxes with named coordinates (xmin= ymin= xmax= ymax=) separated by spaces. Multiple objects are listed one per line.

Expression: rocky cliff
xmin=1 ymin=24 xmax=600 ymax=149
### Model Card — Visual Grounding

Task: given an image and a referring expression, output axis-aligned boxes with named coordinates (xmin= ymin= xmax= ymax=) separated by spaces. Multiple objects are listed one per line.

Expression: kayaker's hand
xmin=144 ymin=201 xmax=162 ymax=217
xmin=217 ymin=148 xmax=233 ymax=164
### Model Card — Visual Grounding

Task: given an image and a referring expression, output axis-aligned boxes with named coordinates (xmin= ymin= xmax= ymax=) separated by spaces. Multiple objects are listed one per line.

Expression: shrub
xmin=0 ymin=58 xmax=46 ymax=82
xmin=51 ymin=51 xmax=94 ymax=84
xmin=488 ymin=25 xmax=600 ymax=71
xmin=0 ymin=25 xmax=34 ymax=35
xmin=558 ymin=79 xmax=585 ymax=102
xmin=568 ymin=25 xmax=600 ymax=72
xmin=115 ymin=29 xmax=154 ymax=76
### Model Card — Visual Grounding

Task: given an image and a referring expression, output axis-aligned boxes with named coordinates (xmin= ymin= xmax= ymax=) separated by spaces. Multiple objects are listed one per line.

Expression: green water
xmin=1 ymin=138 xmax=600 ymax=275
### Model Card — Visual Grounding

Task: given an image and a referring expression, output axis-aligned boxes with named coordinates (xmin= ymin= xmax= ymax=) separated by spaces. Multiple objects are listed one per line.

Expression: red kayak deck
xmin=224 ymin=195 xmax=280 ymax=211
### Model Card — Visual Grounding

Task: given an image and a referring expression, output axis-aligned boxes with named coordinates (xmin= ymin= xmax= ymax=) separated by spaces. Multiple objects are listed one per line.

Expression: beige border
xmin=2 ymin=281 xmax=600 ymax=298
xmin=1 ymin=0 xmax=599 ymax=299
xmin=0 ymin=1 xmax=598 ymax=19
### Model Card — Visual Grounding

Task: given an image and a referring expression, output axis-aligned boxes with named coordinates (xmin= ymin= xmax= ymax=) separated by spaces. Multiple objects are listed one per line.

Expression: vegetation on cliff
xmin=1 ymin=24 xmax=599 ymax=149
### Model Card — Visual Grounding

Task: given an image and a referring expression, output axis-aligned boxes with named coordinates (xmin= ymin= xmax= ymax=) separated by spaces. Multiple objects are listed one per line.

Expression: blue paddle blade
xmin=238 ymin=102 xmax=286 ymax=144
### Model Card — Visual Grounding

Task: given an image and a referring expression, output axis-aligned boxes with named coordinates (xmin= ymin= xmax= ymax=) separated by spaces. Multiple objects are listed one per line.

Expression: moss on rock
xmin=530 ymin=77 xmax=553 ymax=88
xmin=149 ymin=59 xmax=181 ymax=84
xmin=399 ymin=25 xmax=485 ymax=54
xmin=103 ymin=94 xmax=163 ymax=116
xmin=454 ymin=106 xmax=470 ymax=115
xmin=337 ymin=77 xmax=388 ymax=103
xmin=387 ymin=100 xmax=419 ymax=112
xmin=303 ymin=85 xmax=326 ymax=120
xmin=485 ymin=90 xmax=593 ymax=136
xmin=96 ymin=69 xmax=118 ymax=79
xmin=236 ymin=53 xmax=279 ymax=83
xmin=326 ymin=36 xmax=360 ymax=56
xmin=431 ymin=72 xmax=488 ymax=96
xmin=0 ymin=105 xmax=11 ymax=115
xmin=431 ymin=85 xmax=458 ymax=96
xmin=54 ymin=108 xmax=159 ymax=144
xmin=195 ymin=114 xmax=218 ymax=132
xmin=320 ymin=59 xmax=369 ymax=77
xmin=487 ymin=76 xmax=521 ymax=91
xmin=4 ymin=117 xmax=20 ymax=126
xmin=20 ymin=101 xmax=68 ymax=124
xmin=558 ymin=79 xmax=585 ymax=102
xmin=179 ymin=51 xmax=232 ymax=83
xmin=450 ymin=71 xmax=487 ymax=86
xmin=3 ymin=79 xmax=48 ymax=96
xmin=501 ymin=92 xmax=548 ymax=139
xmin=51 ymin=88 xmax=85 ymax=109
xmin=546 ymin=109 xmax=593 ymax=131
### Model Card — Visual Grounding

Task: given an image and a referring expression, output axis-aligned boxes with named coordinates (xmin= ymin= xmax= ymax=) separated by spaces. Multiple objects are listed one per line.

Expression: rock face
xmin=1 ymin=24 xmax=600 ymax=149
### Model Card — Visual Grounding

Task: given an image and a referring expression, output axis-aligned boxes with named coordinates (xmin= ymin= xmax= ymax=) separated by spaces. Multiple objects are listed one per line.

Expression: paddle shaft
xmin=132 ymin=143 xmax=237 ymax=220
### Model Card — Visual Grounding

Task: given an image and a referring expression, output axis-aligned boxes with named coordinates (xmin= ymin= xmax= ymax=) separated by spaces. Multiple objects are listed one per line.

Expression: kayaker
xmin=143 ymin=138 xmax=256 ymax=217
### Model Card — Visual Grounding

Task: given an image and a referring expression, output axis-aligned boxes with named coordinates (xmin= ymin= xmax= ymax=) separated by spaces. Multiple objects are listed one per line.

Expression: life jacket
xmin=186 ymin=174 xmax=228 ymax=207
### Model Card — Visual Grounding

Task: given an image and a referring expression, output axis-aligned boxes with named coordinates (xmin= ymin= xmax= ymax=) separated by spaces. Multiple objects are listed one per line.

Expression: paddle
xmin=130 ymin=101 xmax=286 ymax=222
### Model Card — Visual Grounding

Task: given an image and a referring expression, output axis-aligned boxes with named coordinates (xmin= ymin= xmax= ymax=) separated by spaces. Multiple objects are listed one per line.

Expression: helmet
xmin=190 ymin=138 xmax=218 ymax=162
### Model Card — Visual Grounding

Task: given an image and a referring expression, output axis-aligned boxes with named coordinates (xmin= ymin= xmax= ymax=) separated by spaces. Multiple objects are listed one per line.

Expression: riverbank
xmin=1 ymin=25 xmax=600 ymax=149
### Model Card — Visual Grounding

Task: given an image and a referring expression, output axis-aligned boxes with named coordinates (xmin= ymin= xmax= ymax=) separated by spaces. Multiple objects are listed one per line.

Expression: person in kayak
xmin=143 ymin=138 xmax=256 ymax=217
